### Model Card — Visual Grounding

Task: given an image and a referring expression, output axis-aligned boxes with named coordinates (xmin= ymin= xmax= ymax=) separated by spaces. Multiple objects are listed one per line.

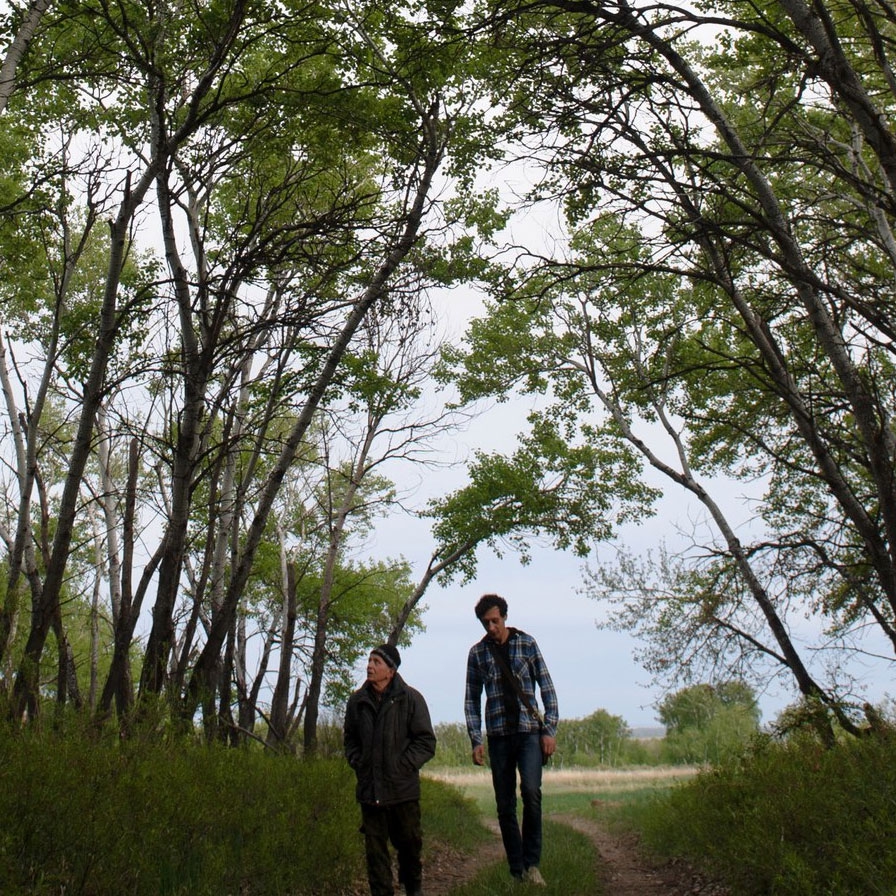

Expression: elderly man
xmin=344 ymin=643 xmax=436 ymax=896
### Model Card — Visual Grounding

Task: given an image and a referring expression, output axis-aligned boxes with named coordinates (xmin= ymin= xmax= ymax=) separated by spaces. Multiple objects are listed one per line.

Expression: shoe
xmin=523 ymin=866 xmax=546 ymax=886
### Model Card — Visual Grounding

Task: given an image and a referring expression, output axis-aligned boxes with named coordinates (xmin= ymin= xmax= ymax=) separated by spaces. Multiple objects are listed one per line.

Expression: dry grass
xmin=425 ymin=765 xmax=699 ymax=793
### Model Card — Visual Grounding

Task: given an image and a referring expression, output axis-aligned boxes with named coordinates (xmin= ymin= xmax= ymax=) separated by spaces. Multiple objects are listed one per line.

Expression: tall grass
xmin=12 ymin=717 xmax=891 ymax=895
xmin=424 ymin=766 xmax=691 ymax=894
xmin=436 ymin=740 xmax=896 ymax=894
xmin=0 ymin=723 xmax=364 ymax=895
xmin=631 ymin=733 xmax=896 ymax=894
xmin=444 ymin=818 xmax=599 ymax=895
xmin=0 ymin=720 xmax=507 ymax=895
xmin=420 ymin=775 xmax=492 ymax=853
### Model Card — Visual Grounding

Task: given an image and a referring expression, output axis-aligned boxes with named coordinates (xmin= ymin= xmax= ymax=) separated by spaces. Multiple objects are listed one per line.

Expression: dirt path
xmin=419 ymin=813 xmax=731 ymax=895
xmin=419 ymin=819 xmax=505 ymax=895
xmin=551 ymin=813 xmax=730 ymax=895
xmin=340 ymin=820 xmax=504 ymax=896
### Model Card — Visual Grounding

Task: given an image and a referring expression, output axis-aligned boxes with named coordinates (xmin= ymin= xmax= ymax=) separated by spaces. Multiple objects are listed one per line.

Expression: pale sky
xmin=394 ymin=540 xmax=669 ymax=730
xmin=363 ymin=416 xmax=789 ymax=732
xmin=370 ymin=497 xmax=893 ymax=733
xmin=347 ymin=236 xmax=895 ymax=733
xmin=356 ymin=297 xmax=791 ymax=732
xmin=357 ymin=393 xmax=893 ymax=733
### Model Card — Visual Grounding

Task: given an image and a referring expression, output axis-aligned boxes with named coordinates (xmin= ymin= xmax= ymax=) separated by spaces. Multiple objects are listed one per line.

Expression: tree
xmin=442 ymin=0 xmax=896 ymax=739
xmin=300 ymin=304 xmax=464 ymax=754
xmin=557 ymin=709 xmax=632 ymax=767
xmin=658 ymin=682 xmax=761 ymax=764
xmin=0 ymin=0 xmax=494 ymax=731
xmin=0 ymin=0 xmax=52 ymax=113
xmin=659 ymin=682 xmax=759 ymax=733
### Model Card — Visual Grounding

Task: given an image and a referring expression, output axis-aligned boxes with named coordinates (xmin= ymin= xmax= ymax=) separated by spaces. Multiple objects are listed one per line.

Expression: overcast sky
xmin=359 ymin=393 xmax=794 ymax=732
xmin=392 ymin=538 xmax=672 ymax=730
xmin=350 ymin=360 xmax=894 ymax=735
xmin=342 ymin=263 xmax=895 ymax=735
xmin=366 ymin=482 xmax=893 ymax=733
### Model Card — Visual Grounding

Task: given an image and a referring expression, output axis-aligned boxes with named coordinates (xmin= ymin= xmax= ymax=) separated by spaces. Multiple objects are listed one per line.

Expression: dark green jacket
xmin=343 ymin=673 xmax=436 ymax=806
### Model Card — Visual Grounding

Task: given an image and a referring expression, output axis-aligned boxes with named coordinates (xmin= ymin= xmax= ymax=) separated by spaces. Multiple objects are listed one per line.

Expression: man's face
xmin=479 ymin=606 xmax=508 ymax=643
xmin=366 ymin=652 xmax=396 ymax=692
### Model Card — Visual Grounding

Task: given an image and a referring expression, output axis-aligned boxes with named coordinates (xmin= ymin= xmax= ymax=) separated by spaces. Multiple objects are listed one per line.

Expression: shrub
xmin=637 ymin=732 xmax=896 ymax=894
xmin=433 ymin=722 xmax=471 ymax=767
xmin=0 ymin=724 xmax=363 ymax=895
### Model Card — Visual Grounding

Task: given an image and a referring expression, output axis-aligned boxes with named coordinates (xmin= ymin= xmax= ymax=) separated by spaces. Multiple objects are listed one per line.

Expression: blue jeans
xmin=487 ymin=732 xmax=543 ymax=877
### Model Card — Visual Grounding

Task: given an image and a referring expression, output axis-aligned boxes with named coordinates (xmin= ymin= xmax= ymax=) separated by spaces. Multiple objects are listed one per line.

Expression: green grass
xmin=421 ymin=775 xmax=492 ymax=853
xmin=11 ymin=723 xmax=893 ymax=896
xmin=0 ymin=725 xmax=366 ymax=895
xmin=425 ymin=764 xmax=696 ymax=816
xmin=633 ymin=733 xmax=896 ymax=895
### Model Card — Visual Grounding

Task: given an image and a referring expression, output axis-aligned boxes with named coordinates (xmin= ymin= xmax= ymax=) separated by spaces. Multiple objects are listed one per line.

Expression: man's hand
xmin=540 ymin=734 xmax=557 ymax=761
xmin=472 ymin=744 xmax=485 ymax=766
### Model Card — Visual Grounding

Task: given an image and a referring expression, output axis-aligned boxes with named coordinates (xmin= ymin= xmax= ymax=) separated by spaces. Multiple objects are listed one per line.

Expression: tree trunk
xmin=0 ymin=0 xmax=51 ymax=114
xmin=267 ymin=562 xmax=298 ymax=751
xmin=183 ymin=103 xmax=448 ymax=721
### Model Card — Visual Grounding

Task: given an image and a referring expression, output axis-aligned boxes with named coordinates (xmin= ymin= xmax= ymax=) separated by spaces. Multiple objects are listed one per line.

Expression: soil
xmin=549 ymin=813 xmax=731 ymax=895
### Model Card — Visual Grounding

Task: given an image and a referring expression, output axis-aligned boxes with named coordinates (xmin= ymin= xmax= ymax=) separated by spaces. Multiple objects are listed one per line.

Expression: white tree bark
xmin=0 ymin=0 xmax=51 ymax=114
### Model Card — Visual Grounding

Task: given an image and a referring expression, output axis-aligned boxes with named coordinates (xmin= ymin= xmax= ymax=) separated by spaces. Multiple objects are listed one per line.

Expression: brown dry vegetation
xmin=425 ymin=765 xmax=700 ymax=790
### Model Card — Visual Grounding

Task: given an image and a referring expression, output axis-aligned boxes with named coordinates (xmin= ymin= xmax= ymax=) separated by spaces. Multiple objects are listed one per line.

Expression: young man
xmin=464 ymin=594 xmax=558 ymax=887
xmin=344 ymin=644 xmax=436 ymax=896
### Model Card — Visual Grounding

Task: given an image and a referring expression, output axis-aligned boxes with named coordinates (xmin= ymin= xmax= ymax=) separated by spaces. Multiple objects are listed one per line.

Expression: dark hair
xmin=474 ymin=593 xmax=508 ymax=620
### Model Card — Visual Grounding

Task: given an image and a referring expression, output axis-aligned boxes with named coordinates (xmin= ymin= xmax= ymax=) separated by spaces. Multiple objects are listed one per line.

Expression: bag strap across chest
xmin=486 ymin=630 xmax=545 ymax=726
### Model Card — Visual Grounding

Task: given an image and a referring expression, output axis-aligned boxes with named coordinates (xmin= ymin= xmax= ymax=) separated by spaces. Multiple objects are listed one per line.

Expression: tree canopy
xmin=438 ymin=0 xmax=896 ymax=738
xmin=3 ymin=0 xmax=896 ymax=744
xmin=0 ymin=0 xmax=499 ymax=739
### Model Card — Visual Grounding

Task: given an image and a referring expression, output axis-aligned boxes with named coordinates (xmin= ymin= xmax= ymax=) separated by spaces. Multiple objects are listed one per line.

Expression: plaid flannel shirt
xmin=464 ymin=628 xmax=559 ymax=747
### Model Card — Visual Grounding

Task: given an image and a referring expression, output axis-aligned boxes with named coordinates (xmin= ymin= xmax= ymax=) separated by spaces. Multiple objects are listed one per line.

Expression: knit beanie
xmin=371 ymin=643 xmax=401 ymax=669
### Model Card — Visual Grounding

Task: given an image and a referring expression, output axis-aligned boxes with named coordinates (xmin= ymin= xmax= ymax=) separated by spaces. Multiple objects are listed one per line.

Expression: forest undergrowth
xmin=1 ymin=721 xmax=894 ymax=894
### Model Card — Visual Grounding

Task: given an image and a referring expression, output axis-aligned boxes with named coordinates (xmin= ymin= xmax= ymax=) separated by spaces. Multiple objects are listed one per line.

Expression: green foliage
xmin=637 ymin=732 xmax=896 ymax=894
xmin=555 ymin=709 xmax=633 ymax=768
xmin=425 ymin=408 xmax=648 ymax=582
xmin=432 ymin=721 xmax=473 ymax=766
xmin=435 ymin=0 xmax=896 ymax=741
xmin=657 ymin=682 xmax=761 ymax=765
xmin=420 ymin=775 xmax=490 ymax=853
xmin=0 ymin=722 xmax=362 ymax=895
xmin=308 ymin=557 xmax=425 ymax=711
xmin=431 ymin=716 xmax=662 ymax=769
xmin=0 ymin=718 xmax=513 ymax=895
xmin=658 ymin=681 xmax=759 ymax=732
xmin=1 ymin=0 xmax=496 ymax=731
xmin=659 ymin=707 xmax=760 ymax=766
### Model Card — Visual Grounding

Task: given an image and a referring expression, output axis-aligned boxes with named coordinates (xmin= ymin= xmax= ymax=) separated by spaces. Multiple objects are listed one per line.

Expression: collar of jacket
xmin=360 ymin=672 xmax=405 ymax=705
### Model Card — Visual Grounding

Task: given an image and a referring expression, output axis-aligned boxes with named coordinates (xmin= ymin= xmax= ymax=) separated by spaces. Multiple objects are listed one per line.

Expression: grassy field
xmin=426 ymin=765 xmax=698 ymax=792
xmin=9 ymin=724 xmax=891 ymax=895
xmin=0 ymin=718 xmax=692 ymax=896
xmin=426 ymin=764 xmax=698 ymax=814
